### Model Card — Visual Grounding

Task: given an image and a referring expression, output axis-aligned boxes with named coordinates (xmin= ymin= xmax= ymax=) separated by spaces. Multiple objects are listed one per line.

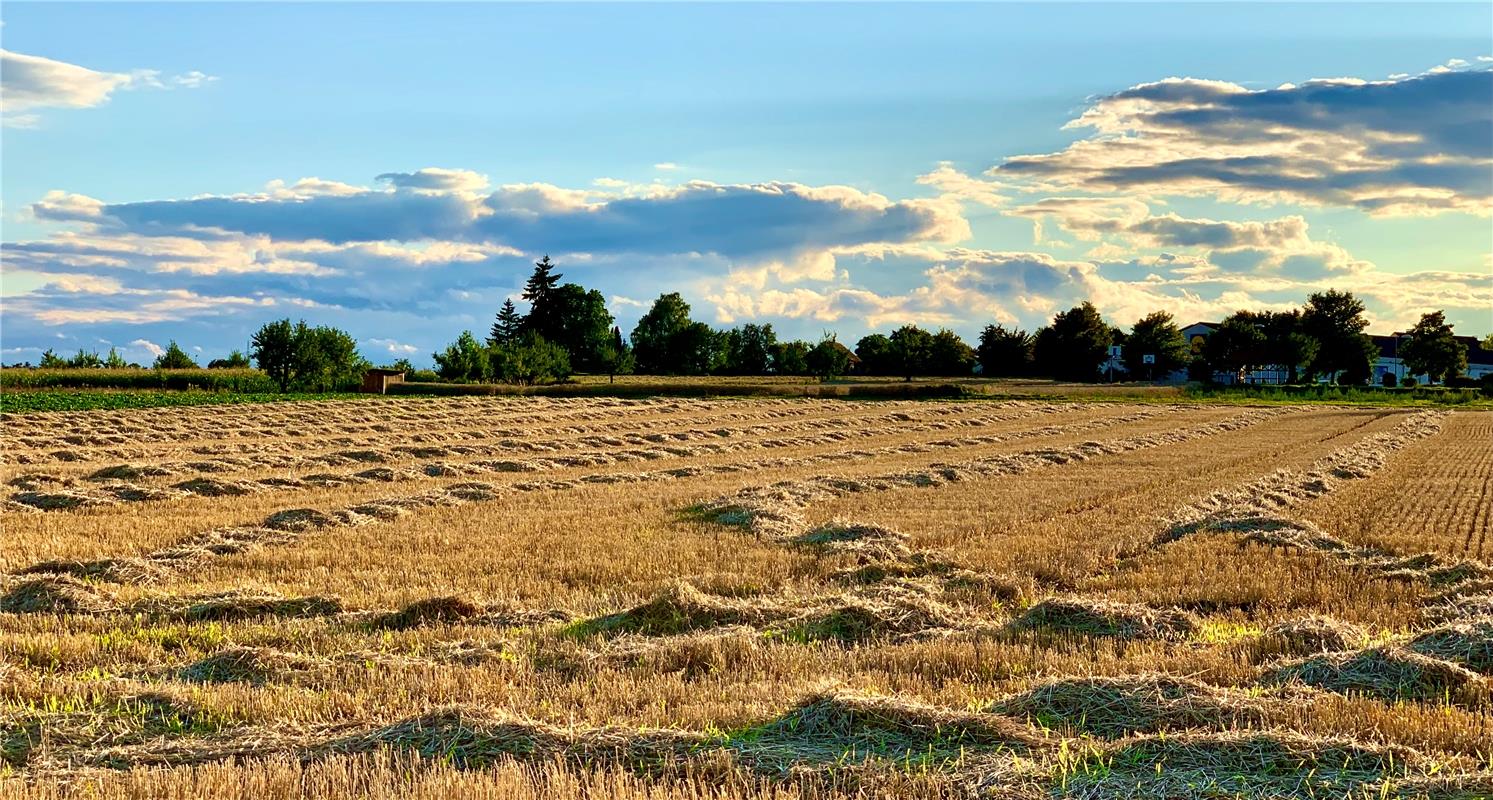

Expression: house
xmin=361 ymin=368 xmax=405 ymax=394
xmin=1373 ymin=333 xmax=1493 ymax=384
xmin=1181 ymin=321 xmax=1493 ymax=385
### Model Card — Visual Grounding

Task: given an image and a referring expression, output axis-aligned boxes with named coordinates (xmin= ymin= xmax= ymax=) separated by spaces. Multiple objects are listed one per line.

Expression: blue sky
xmin=3 ymin=2 xmax=1490 ymax=366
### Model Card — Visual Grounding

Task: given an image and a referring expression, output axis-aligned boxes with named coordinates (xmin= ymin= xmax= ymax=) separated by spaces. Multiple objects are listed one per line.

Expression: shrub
xmin=1380 ymin=372 xmax=1397 ymax=388
xmin=1401 ymin=376 xmax=1418 ymax=388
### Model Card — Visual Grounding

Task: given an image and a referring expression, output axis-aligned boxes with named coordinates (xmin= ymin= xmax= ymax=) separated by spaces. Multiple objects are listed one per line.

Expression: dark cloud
xmin=994 ymin=69 xmax=1493 ymax=215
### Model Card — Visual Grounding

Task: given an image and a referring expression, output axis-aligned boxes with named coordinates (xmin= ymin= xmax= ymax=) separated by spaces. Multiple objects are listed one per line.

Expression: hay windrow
xmin=372 ymin=596 xmax=486 ymax=630
xmin=990 ymin=674 xmax=1266 ymax=738
xmin=735 ymin=692 xmax=1045 ymax=770
xmin=1408 ymin=618 xmax=1493 ymax=674
xmin=1264 ymin=645 xmax=1487 ymax=703
xmin=1257 ymin=616 xmax=1367 ymax=657
xmin=1049 ymin=730 xmax=1430 ymax=800
xmin=180 ymin=647 xmax=325 ymax=685
xmin=1013 ymin=598 xmax=1201 ymax=641
xmin=583 ymin=583 xmax=787 ymax=637
xmin=0 ymin=575 xmax=114 ymax=614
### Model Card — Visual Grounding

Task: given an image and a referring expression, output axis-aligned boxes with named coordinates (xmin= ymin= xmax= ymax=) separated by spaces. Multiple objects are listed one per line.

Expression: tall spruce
xmin=490 ymin=299 xmax=522 ymax=345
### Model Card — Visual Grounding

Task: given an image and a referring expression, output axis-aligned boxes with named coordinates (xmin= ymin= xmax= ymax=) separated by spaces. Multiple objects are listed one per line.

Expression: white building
xmin=1180 ymin=322 xmax=1493 ymax=385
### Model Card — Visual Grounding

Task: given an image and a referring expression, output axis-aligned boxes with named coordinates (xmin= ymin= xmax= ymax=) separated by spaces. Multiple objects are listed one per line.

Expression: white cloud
xmin=128 ymin=338 xmax=164 ymax=357
xmin=363 ymin=337 xmax=419 ymax=355
xmin=1 ymin=49 xmax=215 ymax=126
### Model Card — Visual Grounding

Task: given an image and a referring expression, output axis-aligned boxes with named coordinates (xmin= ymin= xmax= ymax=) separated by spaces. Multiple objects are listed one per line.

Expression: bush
xmin=0 ymin=368 xmax=277 ymax=392
xmin=1380 ymin=372 xmax=1397 ymax=388
xmin=490 ymin=334 xmax=571 ymax=385
xmin=1401 ymin=376 xmax=1418 ymax=388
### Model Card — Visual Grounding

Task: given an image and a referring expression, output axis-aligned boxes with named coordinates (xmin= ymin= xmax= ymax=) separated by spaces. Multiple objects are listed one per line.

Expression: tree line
xmin=427 ymin=258 xmax=1481 ymax=387
xmin=19 ymin=255 xmax=1485 ymax=390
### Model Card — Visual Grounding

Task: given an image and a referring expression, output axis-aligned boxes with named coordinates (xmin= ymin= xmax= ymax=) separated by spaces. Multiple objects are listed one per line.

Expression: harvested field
xmin=2 ymin=398 xmax=1489 ymax=799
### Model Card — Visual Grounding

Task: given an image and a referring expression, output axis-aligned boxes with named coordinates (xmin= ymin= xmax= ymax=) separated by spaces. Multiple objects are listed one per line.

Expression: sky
xmin=2 ymin=2 xmax=1491 ymax=367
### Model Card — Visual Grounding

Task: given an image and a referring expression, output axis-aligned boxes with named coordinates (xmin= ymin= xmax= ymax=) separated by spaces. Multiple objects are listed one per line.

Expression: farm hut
xmin=362 ymin=368 xmax=406 ymax=394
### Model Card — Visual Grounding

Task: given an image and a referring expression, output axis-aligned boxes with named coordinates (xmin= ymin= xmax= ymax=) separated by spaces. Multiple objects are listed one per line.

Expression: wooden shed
xmin=361 ymin=368 xmax=406 ymax=394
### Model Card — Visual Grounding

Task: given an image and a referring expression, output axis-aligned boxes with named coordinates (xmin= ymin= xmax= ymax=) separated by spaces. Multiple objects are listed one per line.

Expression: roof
xmin=1376 ymin=334 xmax=1493 ymax=366
xmin=364 ymin=368 xmax=406 ymax=375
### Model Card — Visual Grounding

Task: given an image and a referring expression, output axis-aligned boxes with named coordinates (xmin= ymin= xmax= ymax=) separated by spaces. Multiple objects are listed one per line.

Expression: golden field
xmin=1 ymin=396 xmax=1490 ymax=799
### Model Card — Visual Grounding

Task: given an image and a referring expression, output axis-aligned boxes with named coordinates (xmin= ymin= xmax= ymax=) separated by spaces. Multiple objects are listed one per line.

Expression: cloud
xmin=654 ymin=162 xmax=680 ymax=171
xmin=362 ymin=337 xmax=419 ymax=355
xmin=375 ymin=168 xmax=489 ymax=194
xmin=129 ymin=338 xmax=164 ymax=358
xmin=38 ymin=174 xmax=969 ymax=262
xmin=989 ymin=68 xmax=1493 ymax=216
xmin=1 ymin=49 xmax=215 ymax=126
xmin=916 ymin=162 xmax=1008 ymax=208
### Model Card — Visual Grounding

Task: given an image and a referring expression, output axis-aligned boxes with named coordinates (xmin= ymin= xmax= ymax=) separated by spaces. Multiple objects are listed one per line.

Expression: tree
xmin=103 ymin=348 xmax=128 ymax=369
xmin=1031 ymin=302 xmax=1112 ymax=382
xmin=1204 ymin=314 xmax=1269 ymax=383
xmin=854 ymin=334 xmax=897 ymax=376
xmin=598 ymin=326 xmax=634 ymax=383
xmin=631 ymin=293 xmax=697 ymax=374
xmin=976 ymin=324 xmax=1033 ymax=377
xmin=153 ymin=341 xmax=199 ymax=370
xmin=1122 ymin=311 xmax=1189 ymax=381
xmin=1400 ymin=311 xmax=1467 ymax=384
xmin=490 ymin=333 xmax=571 ymax=385
xmin=806 ymin=336 xmax=853 ymax=380
xmin=489 ymin=299 xmax=523 ymax=346
xmin=1259 ymin=311 xmax=1317 ymax=384
xmin=722 ymin=324 xmax=777 ymax=375
xmin=250 ymin=320 xmax=298 ymax=391
xmin=1482 ymin=334 xmax=1493 ymax=352
xmin=298 ymin=326 xmax=365 ymax=390
xmin=67 ymin=349 xmax=103 ymax=368
xmin=1301 ymin=290 xmax=1377 ymax=384
xmin=928 ymin=329 xmax=976 ymax=376
xmin=433 ymin=331 xmax=492 ymax=382
xmin=888 ymin=325 xmax=935 ymax=381
xmin=772 ymin=340 xmax=811 ymax=376
xmin=521 ymin=255 xmax=564 ymax=337
xmin=207 ymin=350 xmax=250 ymax=369
xmin=675 ymin=322 xmax=726 ymax=375
xmin=39 ymin=349 xmax=67 ymax=368
xmin=541 ymin=284 xmax=615 ymax=371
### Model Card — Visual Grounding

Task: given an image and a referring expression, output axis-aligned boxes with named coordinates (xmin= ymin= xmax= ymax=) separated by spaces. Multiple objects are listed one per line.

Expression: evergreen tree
xmin=490 ymin=299 xmax=523 ymax=346
xmin=153 ymin=341 xmax=199 ymax=370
